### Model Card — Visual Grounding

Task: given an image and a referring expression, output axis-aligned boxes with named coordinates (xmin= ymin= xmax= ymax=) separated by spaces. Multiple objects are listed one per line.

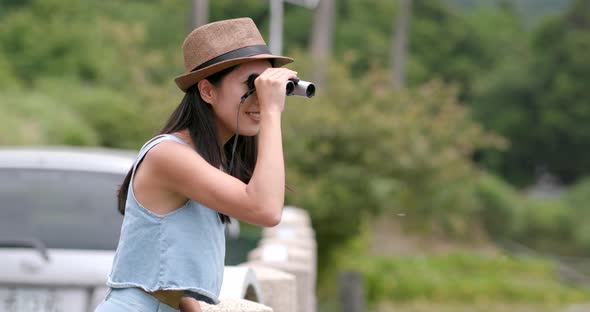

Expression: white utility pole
xmin=392 ymin=0 xmax=412 ymax=89
xmin=310 ymin=0 xmax=335 ymax=86
xmin=192 ymin=0 xmax=209 ymax=28
xmin=269 ymin=0 xmax=320 ymax=55
xmin=270 ymin=0 xmax=284 ymax=55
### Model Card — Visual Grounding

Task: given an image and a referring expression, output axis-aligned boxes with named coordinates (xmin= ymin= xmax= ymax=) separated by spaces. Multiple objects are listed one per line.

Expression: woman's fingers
xmin=253 ymin=68 xmax=298 ymax=113
xmin=179 ymin=297 xmax=202 ymax=312
xmin=259 ymin=68 xmax=297 ymax=81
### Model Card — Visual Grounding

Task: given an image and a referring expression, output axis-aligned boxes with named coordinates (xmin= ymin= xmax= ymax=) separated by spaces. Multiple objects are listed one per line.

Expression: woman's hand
xmin=253 ymin=68 xmax=298 ymax=114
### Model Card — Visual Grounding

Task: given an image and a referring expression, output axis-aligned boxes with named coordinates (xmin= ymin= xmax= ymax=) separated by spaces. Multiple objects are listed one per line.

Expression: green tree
xmin=529 ymin=0 xmax=590 ymax=183
xmin=473 ymin=0 xmax=590 ymax=185
xmin=283 ymin=54 xmax=503 ymax=266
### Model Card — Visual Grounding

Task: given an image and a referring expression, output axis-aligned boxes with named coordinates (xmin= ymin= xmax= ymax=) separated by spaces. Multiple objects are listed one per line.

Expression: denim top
xmin=107 ymin=134 xmax=226 ymax=304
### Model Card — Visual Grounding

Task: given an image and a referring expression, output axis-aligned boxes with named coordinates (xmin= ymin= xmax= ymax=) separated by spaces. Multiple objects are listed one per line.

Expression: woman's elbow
xmin=258 ymin=206 xmax=283 ymax=227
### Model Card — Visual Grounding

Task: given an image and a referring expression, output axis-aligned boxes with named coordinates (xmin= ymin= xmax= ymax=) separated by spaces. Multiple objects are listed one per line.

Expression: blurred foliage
xmin=283 ymin=53 xmax=503 ymax=265
xmin=2 ymin=0 xmax=589 ymax=185
xmin=0 ymin=0 xmax=185 ymax=147
xmin=34 ymin=78 xmax=150 ymax=148
xmin=514 ymin=199 xmax=574 ymax=254
xmin=565 ymin=178 xmax=590 ymax=252
xmin=514 ymin=177 xmax=590 ymax=257
xmin=473 ymin=0 xmax=590 ymax=185
xmin=473 ymin=173 xmax=525 ymax=240
xmin=474 ymin=172 xmax=590 ymax=258
xmin=0 ymin=90 xmax=98 ymax=146
xmin=450 ymin=0 xmax=571 ymax=28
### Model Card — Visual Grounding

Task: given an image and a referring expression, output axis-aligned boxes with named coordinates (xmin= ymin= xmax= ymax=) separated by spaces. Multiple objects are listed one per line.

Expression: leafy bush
xmin=0 ymin=53 xmax=20 ymax=89
xmin=564 ymin=178 xmax=590 ymax=252
xmin=0 ymin=90 xmax=98 ymax=146
xmin=474 ymin=173 xmax=525 ymax=239
xmin=515 ymin=199 xmax=573 ymax=252
xmin=34 ymin=78 xmax=152 ymax=148
xmin=474 ymin=174 xmax=590 ymax=257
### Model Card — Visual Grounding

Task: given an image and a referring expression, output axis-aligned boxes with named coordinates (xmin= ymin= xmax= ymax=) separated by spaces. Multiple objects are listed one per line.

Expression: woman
xmin=95 ymin=17 xmax=297 ymax=312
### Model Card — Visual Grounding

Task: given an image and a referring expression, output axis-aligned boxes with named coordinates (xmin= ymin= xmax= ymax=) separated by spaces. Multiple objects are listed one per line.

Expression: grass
xmin=359 ymin=252 xmax=590 ymax=304
xmin=375 ymin=301 xmax=574 ymax=312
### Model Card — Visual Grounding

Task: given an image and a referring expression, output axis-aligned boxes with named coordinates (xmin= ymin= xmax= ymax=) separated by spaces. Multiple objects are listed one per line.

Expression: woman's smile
xmin=245 ymin=111 xmax=261 ymax=122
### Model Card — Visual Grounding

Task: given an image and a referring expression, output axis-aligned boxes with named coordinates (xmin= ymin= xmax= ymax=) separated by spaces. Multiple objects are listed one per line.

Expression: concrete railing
xmin=203 ymin=206 xmax=317 ymax=312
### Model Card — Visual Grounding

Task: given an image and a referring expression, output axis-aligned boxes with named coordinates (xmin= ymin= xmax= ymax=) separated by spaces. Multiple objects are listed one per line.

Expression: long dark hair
xmin=116 ymin=66 xmax=257 ymax=224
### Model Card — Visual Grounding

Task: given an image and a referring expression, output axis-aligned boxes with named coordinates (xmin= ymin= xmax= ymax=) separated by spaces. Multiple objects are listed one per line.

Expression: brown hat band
xmin=192 ymin=45 xmax=272 ymax=72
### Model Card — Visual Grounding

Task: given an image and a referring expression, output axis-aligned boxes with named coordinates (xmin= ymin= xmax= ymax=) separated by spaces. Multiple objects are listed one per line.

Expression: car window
xmin=0 ymin=168 xmax=124 ymax=250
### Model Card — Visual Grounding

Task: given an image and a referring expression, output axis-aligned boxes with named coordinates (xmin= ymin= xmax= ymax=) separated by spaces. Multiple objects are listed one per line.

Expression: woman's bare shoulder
xmin=144 ymin=139 xmax=206 ymax=171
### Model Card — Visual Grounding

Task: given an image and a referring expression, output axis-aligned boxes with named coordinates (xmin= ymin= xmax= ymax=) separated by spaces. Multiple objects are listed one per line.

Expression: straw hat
xmin=174 ymin=18 xmax=294 ymax=92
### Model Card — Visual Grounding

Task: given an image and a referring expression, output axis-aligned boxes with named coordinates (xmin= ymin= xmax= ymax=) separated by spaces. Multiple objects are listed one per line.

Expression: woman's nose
xmin=251 ymin=94 xmax=260 ymax=107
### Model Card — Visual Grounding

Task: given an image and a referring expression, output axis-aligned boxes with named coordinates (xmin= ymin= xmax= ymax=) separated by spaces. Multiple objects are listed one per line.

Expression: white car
xmin=0 ymin=147 xmax=134 ymax=312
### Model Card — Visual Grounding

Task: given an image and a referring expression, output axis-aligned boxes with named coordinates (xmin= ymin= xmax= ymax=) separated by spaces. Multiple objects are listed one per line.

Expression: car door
xmin=0 ymin=165 xmax=126 ymax=312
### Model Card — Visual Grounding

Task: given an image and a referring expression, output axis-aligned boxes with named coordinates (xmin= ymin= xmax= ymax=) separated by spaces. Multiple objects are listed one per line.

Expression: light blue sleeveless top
xmin=107 ymin=134 xmax=226 ymax=304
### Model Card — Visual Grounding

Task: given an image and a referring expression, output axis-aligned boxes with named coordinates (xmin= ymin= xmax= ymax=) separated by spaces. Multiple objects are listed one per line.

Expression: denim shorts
xmin=94 ymin=287 xmax=180 ymax=312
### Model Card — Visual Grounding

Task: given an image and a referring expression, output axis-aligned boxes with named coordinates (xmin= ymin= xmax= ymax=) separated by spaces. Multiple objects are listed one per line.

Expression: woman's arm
xmin=145 ymin=68 xmax=296 ymax=227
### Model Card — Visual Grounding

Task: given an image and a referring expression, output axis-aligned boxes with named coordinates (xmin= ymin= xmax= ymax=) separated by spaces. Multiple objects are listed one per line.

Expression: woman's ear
xmin=197 ymin=79 xmax=217 ymax=105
